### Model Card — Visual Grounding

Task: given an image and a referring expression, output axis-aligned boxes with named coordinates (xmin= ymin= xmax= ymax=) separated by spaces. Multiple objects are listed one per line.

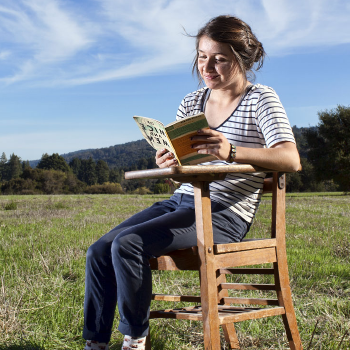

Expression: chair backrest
xmin=269 ymin=173 xmax=286 ymax=242
xmin=243 ymin=172 xmax=286 ymax=241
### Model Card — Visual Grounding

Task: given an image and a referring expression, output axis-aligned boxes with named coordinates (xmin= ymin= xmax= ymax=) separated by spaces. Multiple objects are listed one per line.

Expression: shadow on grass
xmin=0 ymin=342 xmax=45 ymax=350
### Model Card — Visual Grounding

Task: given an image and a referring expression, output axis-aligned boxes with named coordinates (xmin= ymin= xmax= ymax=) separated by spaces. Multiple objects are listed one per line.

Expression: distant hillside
xmin=28 ymin=126 xmax=311 ymax=169
xmin=29 ymin=139 xmax=154 ymax=169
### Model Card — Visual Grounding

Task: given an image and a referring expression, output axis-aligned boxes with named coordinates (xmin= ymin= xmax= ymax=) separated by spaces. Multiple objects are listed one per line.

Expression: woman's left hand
xmin=191 ymin=129 xmax=231 ymax=161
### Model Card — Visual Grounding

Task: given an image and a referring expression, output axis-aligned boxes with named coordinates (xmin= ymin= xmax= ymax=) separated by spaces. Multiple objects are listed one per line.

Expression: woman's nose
xmin=203 ymin=59 xmax=214 ymax=72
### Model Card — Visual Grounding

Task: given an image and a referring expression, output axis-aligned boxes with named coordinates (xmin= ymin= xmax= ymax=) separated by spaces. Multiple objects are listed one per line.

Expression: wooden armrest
xmin=125 ymin=164 xmax=272 ymax=181
xmin=125 ymin=163 xmax=301 ymax=181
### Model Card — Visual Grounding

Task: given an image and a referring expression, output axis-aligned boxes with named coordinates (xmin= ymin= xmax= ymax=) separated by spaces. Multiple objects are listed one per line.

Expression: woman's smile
xmin=204 ymin=74 xmax=219 ymax=80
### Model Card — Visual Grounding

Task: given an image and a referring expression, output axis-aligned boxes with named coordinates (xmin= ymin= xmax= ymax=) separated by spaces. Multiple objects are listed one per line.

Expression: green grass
xmin=0 ymin=193 xmax=349 ymax=349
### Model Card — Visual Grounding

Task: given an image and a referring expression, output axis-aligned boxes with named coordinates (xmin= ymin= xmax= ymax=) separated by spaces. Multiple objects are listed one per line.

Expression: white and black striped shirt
xmin=174 ymin=84 xmax=295 ymax=223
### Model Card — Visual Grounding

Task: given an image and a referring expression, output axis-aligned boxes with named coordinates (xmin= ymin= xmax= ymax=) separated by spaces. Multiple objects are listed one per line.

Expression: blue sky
xmin=1 ymin=0 xmax=350 ymax=161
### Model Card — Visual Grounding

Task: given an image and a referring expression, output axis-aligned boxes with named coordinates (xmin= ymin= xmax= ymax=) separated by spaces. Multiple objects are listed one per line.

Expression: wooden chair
xmin=125 ymin=164 xmax=303 ymax=350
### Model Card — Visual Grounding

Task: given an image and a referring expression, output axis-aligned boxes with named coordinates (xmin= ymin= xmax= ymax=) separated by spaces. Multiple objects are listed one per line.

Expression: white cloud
xmin=257 ymin=0 xmax=350 ymax=54
xmin=0 ymin=0 xmax=93 ymax=83
xmin=0 ymin=0 xmax=350 ymax=86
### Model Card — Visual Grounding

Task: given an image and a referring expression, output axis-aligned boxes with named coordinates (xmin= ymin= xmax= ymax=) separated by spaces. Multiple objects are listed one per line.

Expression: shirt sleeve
xmin=176 ymin=88 xmax=207 ymax=121
xmin=255 ymin=87 xmax=295 ymax=148
xmin=176 ymin=98 xmax=187 ymax=120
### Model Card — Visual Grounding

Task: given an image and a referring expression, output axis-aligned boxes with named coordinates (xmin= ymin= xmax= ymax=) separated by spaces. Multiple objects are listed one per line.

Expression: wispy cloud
xmin=0 ymin=0 xmax=349 ymax=86
xmin=0 ymin=50 xmax=11 ymax=59
xmin=259 ymin=0 xmax=350 ymax=53
xmin=0 ymin=0 xmax=92 ymax=83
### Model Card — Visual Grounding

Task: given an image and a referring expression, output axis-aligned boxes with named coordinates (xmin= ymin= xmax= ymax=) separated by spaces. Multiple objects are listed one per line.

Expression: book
xmin=133 ymin=113 xmax=217 ymax=165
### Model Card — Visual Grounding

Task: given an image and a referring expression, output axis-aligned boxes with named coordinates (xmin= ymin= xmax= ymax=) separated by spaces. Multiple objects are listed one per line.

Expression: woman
xmin=83 ymin=15 xmax=300 ymax=350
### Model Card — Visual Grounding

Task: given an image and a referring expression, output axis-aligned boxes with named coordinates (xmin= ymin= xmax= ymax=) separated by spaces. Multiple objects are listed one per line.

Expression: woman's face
xmin=197 ymin=36 xmax=244 ymax=90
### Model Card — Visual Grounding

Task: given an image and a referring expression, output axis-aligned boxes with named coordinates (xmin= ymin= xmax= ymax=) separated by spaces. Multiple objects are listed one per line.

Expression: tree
xmin=69 ymin=158 xmax=81 ymax=176
xmin=37 ymin=153 xmax=70 ymax=172
xmin=0 ymin=152 xmax=7 ymax=165
xmin=0 ymin=152 xmax=7 ymax=181
xmin=137 ymin=158 xmax=148 ymax=170
xmin=109 ymin=167 xmax=122 ymax=184
xmin=7 ymin=154 xmax=22 ymax=180
xmin=305 ymin=105 xmax=350 ymax=191
xmin=79 ymin=158 xmax=97 ymax=186
xmin=22 ymin=160 xmax=31 ymax=171
xmin=286 ymin=157 xmax=326 ymax=192
xmin=96 ymin=160 xmax=110 ymax=184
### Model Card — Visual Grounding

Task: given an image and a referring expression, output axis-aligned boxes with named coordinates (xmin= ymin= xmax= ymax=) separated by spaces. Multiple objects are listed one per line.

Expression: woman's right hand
xmin=155 ymin=148 xmax=178 ymax=168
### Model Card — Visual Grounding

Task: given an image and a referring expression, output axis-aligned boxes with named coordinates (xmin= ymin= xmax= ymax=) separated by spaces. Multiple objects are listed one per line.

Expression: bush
xmin=1 ymin=169 xmax=86 ymax=195
xmin=1 ymin=178 xmax=36 ymax=195
xmin=133 ymin=186 xmax=152 ymax=195
xmin=84 ymin=183 xmax=124 ymax=194
xmin=153 ymin=183 xmax=170 ymax=194
xmin=4 ymin=201 xmax=17 ymax=210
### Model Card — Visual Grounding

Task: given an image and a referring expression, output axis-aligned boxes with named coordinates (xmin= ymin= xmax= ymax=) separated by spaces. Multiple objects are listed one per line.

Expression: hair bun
xmin=255 ymin=43 xmax=265 ymax=63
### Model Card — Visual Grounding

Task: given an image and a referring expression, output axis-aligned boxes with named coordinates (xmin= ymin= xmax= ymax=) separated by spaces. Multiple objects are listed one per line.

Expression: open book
xmin=133 ymin=113 xmax=216 ymax=165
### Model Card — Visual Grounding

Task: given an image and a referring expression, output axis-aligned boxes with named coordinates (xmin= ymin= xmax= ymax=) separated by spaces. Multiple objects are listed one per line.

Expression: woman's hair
xmin=192 ymin=15 xmax=266 ymax=83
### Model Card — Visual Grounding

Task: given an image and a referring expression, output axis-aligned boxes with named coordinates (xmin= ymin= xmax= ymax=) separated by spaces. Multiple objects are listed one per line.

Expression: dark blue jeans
xmin=83 ymin=193 xmax=249 ymax=343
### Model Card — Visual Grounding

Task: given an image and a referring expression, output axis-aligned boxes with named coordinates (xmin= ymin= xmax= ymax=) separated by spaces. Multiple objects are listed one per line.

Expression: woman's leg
xmin=112 ymin=206 xmax=198 ymax=338
xmin=111 ymin=196 xmax=250 ymax=338
xmin=83 ymin=196 xmax=179 ymax=343
xmin=84 ymin=193 xmax=250 ymax=342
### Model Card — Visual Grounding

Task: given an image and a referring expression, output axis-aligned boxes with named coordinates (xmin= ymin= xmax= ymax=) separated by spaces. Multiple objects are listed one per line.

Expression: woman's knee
xmin=86 ymin=238 xmax=111 ymax=265
xmin=112 ymin=231 xmax=143 ymax=260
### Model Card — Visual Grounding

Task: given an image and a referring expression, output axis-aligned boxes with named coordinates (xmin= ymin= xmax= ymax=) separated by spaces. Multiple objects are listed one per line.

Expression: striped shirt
xmin=174 ymin=84 xmax=295 ymax=223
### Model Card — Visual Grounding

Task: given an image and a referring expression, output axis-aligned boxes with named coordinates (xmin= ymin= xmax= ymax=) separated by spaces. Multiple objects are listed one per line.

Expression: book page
xmin=133 ymin=116 xmax=175 ymax=153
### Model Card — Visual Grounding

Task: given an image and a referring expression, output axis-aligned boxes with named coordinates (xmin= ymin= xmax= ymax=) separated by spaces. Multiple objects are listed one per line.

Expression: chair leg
xmin=217 ymin=272 xmax=240 ymax=349
xmin=273 ymin=174 xmax=303 ymax=350
xmin=222 ymin=324 xmax=240 ymax=349
xmin=193 ymin=182 xmax=221 ymax=350
xmin=274 ymin=261 xmax=303 ymax=350
xmin=200 ymin=269 xmax=221 ymax=350
xmin=145 ymin=333 xmax=151 ymax=350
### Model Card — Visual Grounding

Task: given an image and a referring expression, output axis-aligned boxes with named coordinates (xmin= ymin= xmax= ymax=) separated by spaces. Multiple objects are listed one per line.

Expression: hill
xmin=29 ymin=139 xmax=155 ymax=169
xmin=28 ymin=126 xmax=311 ymax=169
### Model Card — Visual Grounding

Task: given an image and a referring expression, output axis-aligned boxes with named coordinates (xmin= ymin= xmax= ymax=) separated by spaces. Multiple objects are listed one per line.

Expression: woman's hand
xmin=191 ymin=129 xmax=231 ymax=161
xmin=155 ymin=148 xmax=178 ymax=168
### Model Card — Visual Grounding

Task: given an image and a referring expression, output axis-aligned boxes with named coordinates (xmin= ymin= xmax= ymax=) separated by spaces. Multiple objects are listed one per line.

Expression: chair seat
xmin=150 ymin=305 xmax=286 ymax=324
xmin=149 ymin=238 xmax=278 ymax=271
xmin=215 ymin=238 xmax=277 ymax=254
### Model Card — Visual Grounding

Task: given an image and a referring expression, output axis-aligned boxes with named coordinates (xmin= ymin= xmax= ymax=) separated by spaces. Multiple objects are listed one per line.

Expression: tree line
xmin=0 ymin=152 xmax=174 ymax=195
xmin=287 ymin=105 xmax=350 ymax=193
xmin=1 ymin=105 xmax=349 ymax=194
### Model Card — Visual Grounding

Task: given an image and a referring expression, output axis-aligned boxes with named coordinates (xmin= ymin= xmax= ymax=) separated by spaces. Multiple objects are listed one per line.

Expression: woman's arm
xmin=191 ymin=129 xmax=300 ymax=172
xmin=235 ymin=141 xmax=300 ymax=172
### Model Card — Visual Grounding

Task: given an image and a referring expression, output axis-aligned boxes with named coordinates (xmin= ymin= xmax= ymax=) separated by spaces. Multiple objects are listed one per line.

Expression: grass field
xmin=0 ymin=193 xmax=349 ymax=349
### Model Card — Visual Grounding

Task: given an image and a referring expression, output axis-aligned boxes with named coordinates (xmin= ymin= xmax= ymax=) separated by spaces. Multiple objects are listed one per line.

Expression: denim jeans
xmin=83 ymin=193 xmax=249 ymax=342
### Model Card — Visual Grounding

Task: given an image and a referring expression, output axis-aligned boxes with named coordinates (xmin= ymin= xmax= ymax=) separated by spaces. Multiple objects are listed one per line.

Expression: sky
xmin=1 ymin=0 xmax=350 ymax=161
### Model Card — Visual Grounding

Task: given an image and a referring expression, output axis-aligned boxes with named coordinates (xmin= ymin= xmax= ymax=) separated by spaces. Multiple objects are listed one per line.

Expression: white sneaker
xmin=84 ymin=340 xmax=109 ymax=350
xmin=122 ymin=336 xmax=146 ymax=350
